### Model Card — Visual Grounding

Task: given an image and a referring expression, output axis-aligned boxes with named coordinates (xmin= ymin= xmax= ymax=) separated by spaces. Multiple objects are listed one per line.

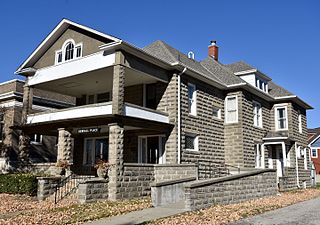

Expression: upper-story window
xmin=55 ymin=39 xmax=82 ymax=64
xmin=188 ymin=83 xmax=197 ymax=115
xmin=225 ymin=95 xmax=238 ymax=123
xmin=298 ymin=112 xmax=303 ymax=133
xmin=311 ymin=148 xmax=318 ymax=158
xmin=275 ymin=106 xmax=288 ymax=130
xmin=253 ymin=101 xmax=262 ymax=128
xmin=255 ymin=77 xmax=268 ymax=93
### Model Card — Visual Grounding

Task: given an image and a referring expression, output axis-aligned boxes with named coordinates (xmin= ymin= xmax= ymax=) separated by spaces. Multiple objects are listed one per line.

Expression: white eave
xmin=16 ymin=18 xmax=121 ymax=74
xmin=274 ymin=95 xmax=313 ymax=109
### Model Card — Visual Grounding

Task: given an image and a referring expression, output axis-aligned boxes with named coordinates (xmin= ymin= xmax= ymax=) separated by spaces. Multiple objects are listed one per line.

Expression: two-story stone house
xmin=15 ymin=19 xmax=312 ymax=200
xmin=0 ymin=79 xmax=74 ymax=172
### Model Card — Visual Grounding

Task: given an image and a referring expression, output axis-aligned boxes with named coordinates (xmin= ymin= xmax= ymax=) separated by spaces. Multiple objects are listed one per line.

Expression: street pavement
xmin=229 ymin=197 xmax=320 ymax=225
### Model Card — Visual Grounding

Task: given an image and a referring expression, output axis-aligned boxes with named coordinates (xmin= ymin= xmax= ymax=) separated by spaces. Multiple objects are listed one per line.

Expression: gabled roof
xmin=268 ymin=81 xmax=294 ymax=98
xmin=16 ymin=19 xmax=121 ymax=74
xmin=308 ymin=128 xmax=320 ymax=145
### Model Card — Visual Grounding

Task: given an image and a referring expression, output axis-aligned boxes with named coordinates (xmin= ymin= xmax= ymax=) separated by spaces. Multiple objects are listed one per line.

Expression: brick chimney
xmin=208 ymin=40 xmax=218 ymax=61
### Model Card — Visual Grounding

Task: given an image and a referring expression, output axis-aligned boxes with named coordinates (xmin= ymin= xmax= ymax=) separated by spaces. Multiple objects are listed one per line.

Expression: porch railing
xmin=54 ymin=174 xmax=89 ymax=204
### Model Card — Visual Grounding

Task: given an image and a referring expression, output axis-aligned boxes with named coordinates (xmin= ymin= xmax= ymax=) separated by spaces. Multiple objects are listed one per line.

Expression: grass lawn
xmin=0 ymin=194 xmax=151 ymax=225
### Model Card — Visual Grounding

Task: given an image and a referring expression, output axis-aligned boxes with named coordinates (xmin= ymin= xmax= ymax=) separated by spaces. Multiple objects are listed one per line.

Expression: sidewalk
xmin=83 ymin=201 xmax=188 ymax=225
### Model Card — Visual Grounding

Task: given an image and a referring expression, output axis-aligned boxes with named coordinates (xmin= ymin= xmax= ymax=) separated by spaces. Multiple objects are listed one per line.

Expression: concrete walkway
xmin=229 ymin=197 xmax=320 ymax=225
xmin=83 ymin=202 xmax=188 ymax=225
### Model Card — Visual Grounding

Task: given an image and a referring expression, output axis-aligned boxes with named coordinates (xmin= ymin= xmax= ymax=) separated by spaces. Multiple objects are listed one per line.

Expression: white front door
xmin=138 ymin=136 xmax=166 ymax=164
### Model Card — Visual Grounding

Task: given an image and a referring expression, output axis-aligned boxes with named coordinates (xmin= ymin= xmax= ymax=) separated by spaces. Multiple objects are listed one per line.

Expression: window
xmin=185 ymin=134 xmax=198 ymax=151
xmin=212 ymin=106 xmax=221 ymax=119
xmin=311 ymin=148 xmax=318 ymax=158
xmin=0 ymin=114 xmax=3 ymax=141
xmin=87 ymin=92 xmax=110 ymax=104
xmin=138 ymin=136 xmax=166 ymax=164
xmin=83 ymin=138 xmax=108 ymax=165
xmin=97 ymin=92 xmax=110 ymax=103
xmin=255 ymin=77 xmax=268 ymax=93
xmin=255 ymin=144 xmax=264 ymax=168
xmin=225 ymin=95 xmax=238 ymax=123
xmin=55 ymin=39 xmax=82 ymax=64
xmin=65 ymin=42 xmax=74 ymax=61
xmin=253 ymin=101 xmax=262 ymax=128
xmin=31 ymin=134 xmax=43 ymax=144
xmin=188 ymin=83 xmax=197 ymax=115
xmin=275 ymin=106 xmax=288 ymax=130
xmin=298 ymin=113 xmax=302 ymax=133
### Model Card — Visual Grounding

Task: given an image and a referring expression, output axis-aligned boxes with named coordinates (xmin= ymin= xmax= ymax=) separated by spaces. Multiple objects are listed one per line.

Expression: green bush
xmin=0 ymin=173 xmax=37 ymax=195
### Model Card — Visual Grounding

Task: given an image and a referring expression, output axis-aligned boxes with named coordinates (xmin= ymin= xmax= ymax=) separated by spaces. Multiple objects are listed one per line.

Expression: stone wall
xmin=154 ymin=164 xmax=197 ymax=182
xmin=279 ymin=167 xmax=297 ymax=191
xmin=180 ymin=75 xmax=225 ymax=165
xmin=120 ymin=163 xmax=155 ymax=198
xmin=184 ymin=169 xmax=277 ymax=210
xmin=78 ymin=178 xmax=108 ymax=204
xmin=37 ymin=176 xmax=61 ymax=201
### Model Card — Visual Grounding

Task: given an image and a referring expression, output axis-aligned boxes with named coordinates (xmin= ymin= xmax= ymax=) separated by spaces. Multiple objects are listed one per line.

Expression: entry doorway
xmin=268 ymin=144 xmax=284 ymax=182
xmin=138 ymin=136 xmax=166 ymax=164
xmin=83 ymin=137 xmax=108 ymax=166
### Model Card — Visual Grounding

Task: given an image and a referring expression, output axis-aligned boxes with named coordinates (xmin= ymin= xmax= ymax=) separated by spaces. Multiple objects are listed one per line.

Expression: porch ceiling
xmin=32 ymin=67 xmax=165 ymax=98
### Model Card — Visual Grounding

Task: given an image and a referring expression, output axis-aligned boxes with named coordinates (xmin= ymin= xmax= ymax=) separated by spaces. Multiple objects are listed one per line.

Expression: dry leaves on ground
xmin=151 ymin=188 xmax=320 ymax=225
xmin=0 ymin=194 xmax=151 ymax=225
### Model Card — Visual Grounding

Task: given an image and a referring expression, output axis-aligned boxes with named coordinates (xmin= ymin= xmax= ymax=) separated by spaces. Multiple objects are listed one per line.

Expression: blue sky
xmin=0 ymin=0 xmax=319 ymax=128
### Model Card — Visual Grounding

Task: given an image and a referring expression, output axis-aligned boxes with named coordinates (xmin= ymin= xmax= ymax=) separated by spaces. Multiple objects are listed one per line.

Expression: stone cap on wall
xmin=185 ymin=169 xmax=277 ymax=189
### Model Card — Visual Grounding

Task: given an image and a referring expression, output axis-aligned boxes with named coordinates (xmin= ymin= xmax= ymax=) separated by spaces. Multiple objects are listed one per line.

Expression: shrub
xmin=0 ymin=173 xmax=37 ymax=195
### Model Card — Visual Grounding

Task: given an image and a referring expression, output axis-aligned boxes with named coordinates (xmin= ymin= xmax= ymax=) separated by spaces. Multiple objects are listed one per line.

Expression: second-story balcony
xmin=25 ymin=50 xmax=172 ymax=127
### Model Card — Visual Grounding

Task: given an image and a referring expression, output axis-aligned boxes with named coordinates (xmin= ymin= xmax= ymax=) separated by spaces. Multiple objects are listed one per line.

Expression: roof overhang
xmin=273 ymin=95 xmax=313 ymax=110
xmin=234 ymin=69 xmax=272 ymax=81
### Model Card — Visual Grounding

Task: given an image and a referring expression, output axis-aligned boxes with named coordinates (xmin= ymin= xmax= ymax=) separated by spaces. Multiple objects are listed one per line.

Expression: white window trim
xmin=255 ymin=144 xmax=265 ymax=168
xmin=188 ymin=83 xmax=197 ymax=116
xmin=225 ymin=95 xmax=238 ymax=124
xmin=253 ymin=101 xmax=263 ymax=128
xmin=275 ymin=105 xmax=288 ymax=131
xmin=311 ymin=147 xmax=318 ymax=158
xmin=298 ymin=113 xmax=302 ymax=134
xmin=185 ymin=133 xmax=199 ymax=152
xmin=137 ymin=135 xmax=166 ymax=164
xmin=55 ymin=39 xmax=83 ymax=65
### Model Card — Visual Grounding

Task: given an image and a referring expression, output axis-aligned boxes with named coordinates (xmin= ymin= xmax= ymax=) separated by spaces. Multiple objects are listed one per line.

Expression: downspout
xmin=177 ymin=67 xmax=187 ymax=164
xmin=295 ymin=142 xmax=300 ymax=188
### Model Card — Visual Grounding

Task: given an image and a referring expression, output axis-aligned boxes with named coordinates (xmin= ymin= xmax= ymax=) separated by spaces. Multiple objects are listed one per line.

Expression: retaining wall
xmin=185 ymin=169 xmax=277 ymax=210
xmin=78 ymin=178 xmax=108 ymax=204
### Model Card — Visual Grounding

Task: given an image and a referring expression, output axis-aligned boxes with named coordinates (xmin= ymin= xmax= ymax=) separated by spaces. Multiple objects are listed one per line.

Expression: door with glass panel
xmin=138 ymin=136 xmax=166 ymax=164
xmin=83 ymin=138 xmax=108 ymax=166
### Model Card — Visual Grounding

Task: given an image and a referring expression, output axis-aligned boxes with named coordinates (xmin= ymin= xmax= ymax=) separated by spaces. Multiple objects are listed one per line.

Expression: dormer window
xmin=55 ymin=39 xmax=82 ymax=64
xmin=255 ymin=77 xmax=268 ymax=93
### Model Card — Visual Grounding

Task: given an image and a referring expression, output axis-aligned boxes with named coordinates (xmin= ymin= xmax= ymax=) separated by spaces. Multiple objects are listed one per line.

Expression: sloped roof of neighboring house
xmin=308 ymin=128 xmax=320 ymax=145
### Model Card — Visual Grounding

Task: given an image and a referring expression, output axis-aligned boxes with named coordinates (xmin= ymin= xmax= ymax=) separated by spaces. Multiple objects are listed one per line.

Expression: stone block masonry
xmin=184 ymin=169 xmax=277 ymax=210
xmin=37 ymin=176 xmax=61 ymax=201
xmin=78 ymin=178 xmax=108 ymax=204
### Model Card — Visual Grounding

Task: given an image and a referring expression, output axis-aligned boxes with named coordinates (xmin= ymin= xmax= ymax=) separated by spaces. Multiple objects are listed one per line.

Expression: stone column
xmin=18 ymin=133 xmax=30 ymax=166
xmin=108 ymin=123 xmax=124 ymax=200
xmin=21 ymin=84 xmax=33 ymax=124
xmin=57 ymin=128 xmax=73 ymax=163
xmin=112 ymin=52 xmax=125 ymax=115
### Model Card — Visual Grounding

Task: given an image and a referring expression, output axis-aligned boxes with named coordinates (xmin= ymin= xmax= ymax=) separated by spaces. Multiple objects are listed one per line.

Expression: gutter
xmin=177 ymin=67 xmax=187 ymax=164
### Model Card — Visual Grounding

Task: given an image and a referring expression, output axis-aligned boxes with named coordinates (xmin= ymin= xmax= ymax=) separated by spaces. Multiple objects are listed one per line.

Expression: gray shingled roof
xmin=143 ymin=40 xmax=222 ymax=84
xmin=308 ymin=128 xmax=320 ymax=144
xmin=224 ymin=61 xmax=255 ymax=73
xmin=268 ymin=81 xmax=294 ymax=98
xmin=200 ymin=57 xmax=243 ymax=86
